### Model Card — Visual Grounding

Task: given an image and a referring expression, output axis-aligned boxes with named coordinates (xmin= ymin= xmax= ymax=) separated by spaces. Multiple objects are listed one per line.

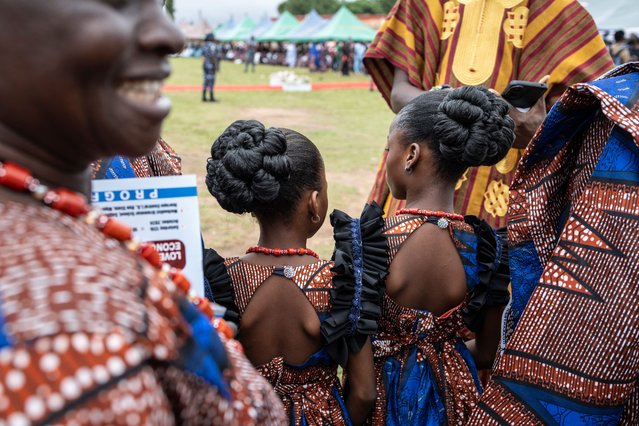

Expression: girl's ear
xmin=308 ymin=190 xmax=321 ymax=224
xmin=405 ymin=143 xmax=421 ymax=170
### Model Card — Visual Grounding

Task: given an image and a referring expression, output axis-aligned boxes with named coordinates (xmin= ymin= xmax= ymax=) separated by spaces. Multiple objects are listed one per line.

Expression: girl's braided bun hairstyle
xmin=206 ymin=120 xmax=323 ymax=220
xmin=393 ymin=86 xmax=515 ymax=182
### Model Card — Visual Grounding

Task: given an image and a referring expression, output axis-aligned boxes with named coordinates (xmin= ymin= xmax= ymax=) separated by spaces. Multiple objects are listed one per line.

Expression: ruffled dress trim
xmin=462 ymin=217 xmax=511 ymax=332
xmin=321 ymin=203 xmax=388 ymax=367
xmin=202 ymin=248 xmax=241 ymax=325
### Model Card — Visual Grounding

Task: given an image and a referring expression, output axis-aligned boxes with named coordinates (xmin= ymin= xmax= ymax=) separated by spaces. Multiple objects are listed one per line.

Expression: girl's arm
xmin=465 ymin=306 xmax=504 ymax=369
xmin=345 ymin=338 xmax=377 ymax=425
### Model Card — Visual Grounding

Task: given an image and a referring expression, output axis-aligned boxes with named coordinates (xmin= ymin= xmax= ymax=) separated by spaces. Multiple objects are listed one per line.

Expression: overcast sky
xmin=175 ymin=0 xmax=283 ymax=26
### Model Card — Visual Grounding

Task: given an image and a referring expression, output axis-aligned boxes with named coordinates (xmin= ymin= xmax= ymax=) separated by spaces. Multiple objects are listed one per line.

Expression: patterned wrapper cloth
xmin=469 ymin=63 xmax=639 ymax=424
xmin=92 ymin=138 xmax=182 ymax=179
xmin=364 ymin=0 xmax=613 ymax=227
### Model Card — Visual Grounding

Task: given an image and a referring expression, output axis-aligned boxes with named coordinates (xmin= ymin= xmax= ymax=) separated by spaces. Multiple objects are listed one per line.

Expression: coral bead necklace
xmin=0 ymin=160 xmax=233 ymax=338
xmin=395 ymin=208 xmax=464 ymax=230
xmin=246 ymin=246 xmax=319 ymax=259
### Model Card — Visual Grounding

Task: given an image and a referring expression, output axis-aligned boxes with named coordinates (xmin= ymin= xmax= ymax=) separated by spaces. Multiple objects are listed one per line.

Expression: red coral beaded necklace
xmin=395 ymin=208 xmax=464 ymax=229
xmin=246 ymin=246 xmax=319 ymax=259
xmin=0 ymin=161 xmax=233 ymax=338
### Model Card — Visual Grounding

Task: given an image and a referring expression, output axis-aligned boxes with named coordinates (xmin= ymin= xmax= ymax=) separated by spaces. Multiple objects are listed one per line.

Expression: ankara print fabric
xmin=363 ymin=0 xmax=613 ymax=227
xmin=371 ymin=214 xmax=509 ymax=425
xmin=92 ymin=138 xmax=182 ymax=179
xmin=468 ymin=63 xmax=639 ymax=424
xmin=206 ymin=255 xmax=353 ymax=425
xmin=0 ymin=201 xmax=285 ymax=425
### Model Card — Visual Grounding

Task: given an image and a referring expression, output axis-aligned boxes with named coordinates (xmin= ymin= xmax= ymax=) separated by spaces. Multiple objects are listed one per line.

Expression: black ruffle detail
xmin=321 ymin=203 xmax=388 ymax=367
xmin=462 ymin=217 xmax=511 ymax=332
xmin=202 ymin=248 xmax=241 ymax=325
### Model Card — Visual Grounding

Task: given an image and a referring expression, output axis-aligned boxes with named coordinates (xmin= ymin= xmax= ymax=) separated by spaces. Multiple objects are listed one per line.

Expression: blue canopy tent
xmin=214 ymin=16 xmax=236 ymax=40
xmin=286 ymin=10 xmax=328 ymax=43
xmin=250 ymin=14 xmax=274 ymax=39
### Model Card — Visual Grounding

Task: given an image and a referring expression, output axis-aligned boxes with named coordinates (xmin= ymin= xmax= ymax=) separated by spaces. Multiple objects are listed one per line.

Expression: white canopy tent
xmin=581 ymin=0 xmax=639 ymax=29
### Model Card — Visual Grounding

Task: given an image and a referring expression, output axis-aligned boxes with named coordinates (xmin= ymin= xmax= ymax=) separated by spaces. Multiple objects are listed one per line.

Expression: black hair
xmin=615 ymin=30 xmax=625 ymax=43
xmin=206 ymin=120 xmax=324 ymax=221
xmin=392 ymin=86 xmax=515 ymax=182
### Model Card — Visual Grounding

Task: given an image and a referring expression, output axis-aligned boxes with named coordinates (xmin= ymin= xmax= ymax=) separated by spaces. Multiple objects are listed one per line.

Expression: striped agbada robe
xmin=364 ymin=0 xmax=613 ymax=227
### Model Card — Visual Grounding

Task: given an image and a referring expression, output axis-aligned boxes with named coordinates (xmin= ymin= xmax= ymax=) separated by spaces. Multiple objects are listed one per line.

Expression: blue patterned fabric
xmin=348 ymin=218 xmax=364 ymax=336
xmin=94 ymin=156 xmax=137 ymax=179
xmin=498 ymin=378 xmax=623 ymax=425
xmin=383 ymin=347 xmax=445 ymax=426
xmin=452 ymin=227 xmax=479 ymax=290
xmin=0 ymin=307 xmax=11 ymax=350
xmin=175 ymin=299 xmax=230 ymax=398
xmin=509 ymin=241 xmax=544 ymax=329
xmin=381 ymin=342 xmax=481 ymax=425
xmin=592 ymin=127 xmax=639 ymax=184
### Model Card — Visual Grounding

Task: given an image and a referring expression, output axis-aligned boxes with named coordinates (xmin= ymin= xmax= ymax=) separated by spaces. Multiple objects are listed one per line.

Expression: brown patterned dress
xmin=206 ymin=256 xmax=351 ymax=425
xmin=371 ymin=213 xmax=509 ymax=425
xmin=0 ymin=200 xmax=285 ymax=425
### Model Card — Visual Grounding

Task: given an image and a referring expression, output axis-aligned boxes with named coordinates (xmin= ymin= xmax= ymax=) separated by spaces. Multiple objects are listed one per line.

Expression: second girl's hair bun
xmin=206 ymin=120 xmax=291 ymax=214
xmin=434 ymin=86 xmax=515 ymax=167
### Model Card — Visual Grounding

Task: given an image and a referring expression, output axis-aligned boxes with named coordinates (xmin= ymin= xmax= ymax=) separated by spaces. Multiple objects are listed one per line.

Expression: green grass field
xmin=163 ymin=58 xmax=394 ymax=258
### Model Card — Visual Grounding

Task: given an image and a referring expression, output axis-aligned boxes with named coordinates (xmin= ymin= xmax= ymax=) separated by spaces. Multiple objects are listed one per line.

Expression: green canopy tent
xmin=256 ymin=11 xmax=299 ymax=42
xmin=308 ymin=6 xmax=377 ymax=42
xmin=217 ymin=16 xmax=256 ymax=42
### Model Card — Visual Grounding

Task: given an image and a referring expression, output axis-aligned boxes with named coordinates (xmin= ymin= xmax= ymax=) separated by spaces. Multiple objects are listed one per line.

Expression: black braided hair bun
xmin=206 ymin=120 xmax=291 ymax=214
xmin=434 ymin=86 xmax=515 ymax=168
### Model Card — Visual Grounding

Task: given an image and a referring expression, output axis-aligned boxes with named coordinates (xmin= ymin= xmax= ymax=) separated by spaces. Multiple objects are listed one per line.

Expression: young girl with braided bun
xmin=203 ymin=120 xmax=386 ymax=425
xmin=368 ymin=86 xmax=515 ymax=424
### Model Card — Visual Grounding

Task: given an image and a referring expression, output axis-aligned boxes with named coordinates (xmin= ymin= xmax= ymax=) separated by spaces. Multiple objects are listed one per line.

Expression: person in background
xmin=364 ymin=0 xmax=613 ymax=228
xmin=629 ymin=34 xmax=639 ymax=61
xmin=0 ymin=0 xmax=285 ymax=424
xmin=341 ymin=39 xmax=353 ymax=76
xmin=202 ymin=32 xmax=218 ymax=102
xmin=468 ymin=61 xmax=639 ymax=426
xmin=353 ymin=42 xmax=366 ymax=74
xmin=309 ymin=43 xmax=319 ymax=72
xmin=611 ymin=29 xmax=632 ymax=65
xmin=204 ymin=120 xmax=384 ymax=425
xmin=245 ymin=36 xmax=257 ymax=73
xmin=286 ymin=42 xmax=298 ymax=68
xmin=367 ymin=86 xmax=512 ymax=424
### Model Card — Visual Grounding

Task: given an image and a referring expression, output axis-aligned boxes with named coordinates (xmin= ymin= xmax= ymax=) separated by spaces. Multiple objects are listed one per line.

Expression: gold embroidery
xmin=455 ymin=169 xmax=469 ymax=190
xmin=452 ymin=0 xmax=523 ymax=85
xmin=503 ymin=6 xmax=529 ymax=48
xmin=484 ymin=179 xmax=510 ymax=217
xmin=441 ymin=1 xmax=461 ymax=40
xmin=495 ymin=148 xmax=521 ymax=174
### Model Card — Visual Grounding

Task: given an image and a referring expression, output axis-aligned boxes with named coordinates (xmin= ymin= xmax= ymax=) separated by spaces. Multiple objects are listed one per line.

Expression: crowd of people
xmin=2 ymin=0 xmax=639 ymax=425
xmin=186 ymin=38 xmax=369 ymax=74
xmin=606 ymin=29 xmax=639 ymax=65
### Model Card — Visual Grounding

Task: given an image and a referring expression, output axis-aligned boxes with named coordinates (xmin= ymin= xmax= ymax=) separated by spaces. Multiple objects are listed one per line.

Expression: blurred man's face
xmin=0 ymin=0 xmax=185 ymax=169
